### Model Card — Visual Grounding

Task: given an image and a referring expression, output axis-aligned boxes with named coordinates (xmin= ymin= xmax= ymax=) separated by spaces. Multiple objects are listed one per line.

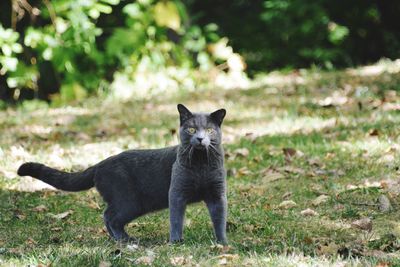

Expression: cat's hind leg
xmin=104 ymin=205 xmax=140 ymax=242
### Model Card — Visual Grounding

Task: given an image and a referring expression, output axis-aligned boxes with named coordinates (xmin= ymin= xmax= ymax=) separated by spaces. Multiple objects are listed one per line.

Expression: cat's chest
xmin=172 ymin=163 xmax=225 ymax=198
xmin=187 ymin=168 xmax=225 ymax=198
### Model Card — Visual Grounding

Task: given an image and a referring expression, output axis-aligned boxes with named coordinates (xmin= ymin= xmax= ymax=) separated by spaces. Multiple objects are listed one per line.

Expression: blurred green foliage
xmin=1 ymin=0 xmax=400 ymax=102
xmin=189 ymin=0 xmax=400 ymax=73
xmin=0 ymin=0 xmax=224 ymax=102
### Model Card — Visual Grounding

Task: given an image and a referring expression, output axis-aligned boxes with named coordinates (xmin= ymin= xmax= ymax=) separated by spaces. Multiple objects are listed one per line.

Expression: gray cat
xmin=17 ymin=104 xmax=228 ymax=244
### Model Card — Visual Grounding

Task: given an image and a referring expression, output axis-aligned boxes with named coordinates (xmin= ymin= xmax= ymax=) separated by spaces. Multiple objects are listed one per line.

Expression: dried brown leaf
xmin=278 ymin=166 xmax=305 ymax=175
xmin=300 ymin=208 xmax=318 ymax=216
xmin=278 ymin=200 xmax=297 ymax=209
xmin=237 ymin=167 xmax=252 ymax=176
xmin=261 ymin=169 xmax=285 ymax=183
xmin=32 ymin=205 xmax=48 ymax=212
xmin=87 ymin=200 xmax=101 ymax=210
xmin=317 ymin=242 xmax=339 ymax=256
xmin=282 ymin=147 xmax=297 ymax=158
xmin=351 ymin=217 xmax=372 ymax=232
xmin=312 ymin=195 xmax=330 ymax=206
xmin=26 ymin=238 xmax=37 ymax=245
xmin=368 ymin=128 xmax=379 ymax=136
xmin=217 ymin=254 xmax=239 ymax=265
xmin=170 ymin=256 xmax=193 ymax=266
xmin=135 ymin=256 xmax=154 ymax=266
xmin=234 ymin=148 xmax=249 ymax=157
xmin=378 ymin=195 xmax=392 ymax=212
xmin=49 ymin=210 xmax=73 ymax=220
xmin=98 ymin=261 xmax=112 ymax=267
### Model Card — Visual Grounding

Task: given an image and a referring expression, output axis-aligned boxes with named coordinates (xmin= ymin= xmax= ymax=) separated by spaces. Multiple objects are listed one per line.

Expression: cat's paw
xmin=115 ymin=236 xmax=138 ymax=244
xmin=169 ymin=238 xmax=184 ymax=244
xmin=217 ymin=239 xmax=228 ymax=246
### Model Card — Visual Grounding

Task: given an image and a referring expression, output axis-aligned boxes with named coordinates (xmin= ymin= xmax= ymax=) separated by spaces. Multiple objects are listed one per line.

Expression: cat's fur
xmin=17 ymin=104 xmax=228 ymax=244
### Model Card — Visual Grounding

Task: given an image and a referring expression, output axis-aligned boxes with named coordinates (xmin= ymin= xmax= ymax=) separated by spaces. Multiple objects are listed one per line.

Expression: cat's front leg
xmin=169 ymin=190 xmax=187 ymax=243
xmin=205 ymin=196 xmax=228 ymax=245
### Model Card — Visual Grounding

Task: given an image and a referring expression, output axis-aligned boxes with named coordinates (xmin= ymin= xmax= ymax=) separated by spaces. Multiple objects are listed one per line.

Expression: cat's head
xmin=177 ymin=104 xmax=226 ymax=150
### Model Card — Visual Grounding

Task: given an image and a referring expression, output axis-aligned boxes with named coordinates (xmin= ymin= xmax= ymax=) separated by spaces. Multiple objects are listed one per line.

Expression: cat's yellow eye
xmin=188 ymin=127 xmax=196 ymax=134
xmin=206 ymin=128 xmax=214 ymax=134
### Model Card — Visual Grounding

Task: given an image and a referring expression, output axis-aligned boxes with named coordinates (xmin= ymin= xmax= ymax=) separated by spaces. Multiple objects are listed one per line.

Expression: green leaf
xmin=1 ymin=57 xmax=18 ymax=72
xmin=12 ymin=43 xmax=23 ymax=53
xmin=100 ymin=0 xmax=120 ymax=5
xmin=94 ymin=3 xmax=113 ymax=14
xmin=2 ymin=44 xmax=12 ymax=56
xmin=328 ymin=22 xmax=349 ymax=45
xmin=153 ymin=1 xmax=181 ymax=31
xmin=123 ymin=3 xmax=142 ymax=19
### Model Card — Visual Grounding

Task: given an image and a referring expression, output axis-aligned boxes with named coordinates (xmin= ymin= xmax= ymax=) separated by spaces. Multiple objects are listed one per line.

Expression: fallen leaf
xmin=278 ymin=166 xmax=305 ymax=175
xmin=282 ymin=148 xmax=297 ymax=158
xmin=26 ymin=238 xmax=37 ymax=246
xmin=308 ymin=158 xmax=323 ymax=167
xmin=169 ymin=128 xmax=177 ymax=135
xmin=14 ymin=210 xmax=26 ymax=220
xmin=218 ymin=258 xmax=227 ymax=265
xmin=345 ymin=180 xmax=385 ymax=192
xmin=217 ymin=254 xmax=239 ymax=265
xmin=325 ymin=152 xmax=336 ymax=159
xmin=210 ymin=244 xmax=224 ymax=251
xmin=378 ymin=195 xmax=392 ymax=212
xmin=32 ymin=205 xmax=48 ymax=212
xmin=49 ymin=210 xmax=73 ymax=220
xmin=261 ymin=169 xmax=285 ymax=183
xmin=135 ymin=256 xmax=154 ymax=265
xmin=126 ymin=244 xmax=139 ymax=251
xmin=97 ymin=227 xmax=107 ymax=235
xmin=234 ymin=148 xmax=249 ymax=157
xmin=98 ymin=261 xmax=111 ymax=267
xmin=312 ymin=195 xmax=330 ymax=206
xmin=351 ymin=217 xmax=372 ymax=232
xmin=317 ymin=92 xmax=348 ymax=107
xmin=368 ymin=128 xmax=379 ymax=136
xmin=375 ymin=261 xmax=390 ymax=267
xmin=237 ymin=167 xmax=252 ymax=176
xmin=378 ymin=154 xmax=395 ymax=164
xmin=382 ymin=102 xmax=400 ymax=111
xmin=300 ymin=208 xmax=318 ymax=216
xmin=170 ymin=256 xmax=193 ymax=266
xmin=317 ymin=242 xmax=339 ymax=256
xmin=224 ymin=150 xmax=234 ymax=160
xmin=8 ymin=247 xmax=23 ymax=254
xmin=253 ymin=155 xmax=263 ymax=162
xmin=334 ymin=204 xmax=345 ymax=211
xmin=87 ymin=200 xmax=101 ymax=210
xmin=170 ymin=256 xmax=185 ymax=266
xmin=278 ymin=200 xmax=297 ymax=209
xmin=282 ymin=191 xmax=292 ymax=199
xmin=227 ymin=168 xmax=236 ymax=177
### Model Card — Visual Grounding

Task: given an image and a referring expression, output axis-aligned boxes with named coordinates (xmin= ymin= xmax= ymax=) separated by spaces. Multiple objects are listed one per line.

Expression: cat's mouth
xmin=194 ymin=144 xmax=207 ymax=150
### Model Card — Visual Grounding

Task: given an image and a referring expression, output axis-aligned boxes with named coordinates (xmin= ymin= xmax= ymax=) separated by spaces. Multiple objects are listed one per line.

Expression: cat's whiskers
xmin=206 ymin=146 xmax=210 ymax=166
xmin=189 ymin=146 xmax=194 ymax=167
xmin=180 ymin=144 xmax=192 ymax=156
xmin=209 ymin=144 xmax=222 ymax=157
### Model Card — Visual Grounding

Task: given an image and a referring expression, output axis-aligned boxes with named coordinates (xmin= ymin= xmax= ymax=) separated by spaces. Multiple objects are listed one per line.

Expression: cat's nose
xmin=196 ymin=137 xmax=204 ymax=143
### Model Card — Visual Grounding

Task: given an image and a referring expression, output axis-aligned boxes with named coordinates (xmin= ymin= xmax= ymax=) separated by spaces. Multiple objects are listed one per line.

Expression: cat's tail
xmin=17 ymin=162 xmax=95 ymax=192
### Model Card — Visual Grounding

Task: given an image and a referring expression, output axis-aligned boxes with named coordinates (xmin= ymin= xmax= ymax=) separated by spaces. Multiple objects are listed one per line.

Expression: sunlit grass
xmin=1 ymin=61 xmax=400 ymax=265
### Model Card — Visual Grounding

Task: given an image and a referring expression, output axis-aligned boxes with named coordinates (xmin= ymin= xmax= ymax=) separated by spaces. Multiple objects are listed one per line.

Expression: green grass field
xmin=1 ymin=62 xmax=400 ymax=266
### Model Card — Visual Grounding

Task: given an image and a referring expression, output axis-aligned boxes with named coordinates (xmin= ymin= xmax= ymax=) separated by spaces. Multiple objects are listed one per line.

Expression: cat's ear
xmin=177 ymin=104 xmax=193 ymax=125
xmin=210 ymin=108 xmax=226 ymax=126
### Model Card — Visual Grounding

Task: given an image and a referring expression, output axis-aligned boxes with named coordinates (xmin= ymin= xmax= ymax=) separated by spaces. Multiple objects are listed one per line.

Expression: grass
xmin=1 ymin=60 xmax=400 ymax=266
